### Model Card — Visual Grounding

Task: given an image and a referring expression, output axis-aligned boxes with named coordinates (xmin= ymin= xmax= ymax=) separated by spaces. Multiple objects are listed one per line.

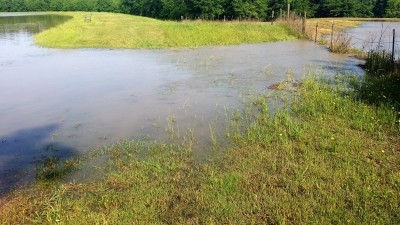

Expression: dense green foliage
xmin=0 ymin=0 xmax=121 ymax=13
xmin=1 ymin=0 xmax=400 ymax=19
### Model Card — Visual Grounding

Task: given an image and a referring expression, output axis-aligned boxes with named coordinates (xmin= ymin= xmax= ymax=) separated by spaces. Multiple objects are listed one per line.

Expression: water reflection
xmin=0 ymin=124 xmax=77 ymax=195
xmin=0 ymin=14 xmax=71 ymax=35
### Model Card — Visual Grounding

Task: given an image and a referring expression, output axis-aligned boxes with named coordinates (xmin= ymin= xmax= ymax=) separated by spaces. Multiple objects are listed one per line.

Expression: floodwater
xmin=0 ymin=14 xmax=364 ymax=194
xmin=346 ymin=22 xmax=400 ymax=58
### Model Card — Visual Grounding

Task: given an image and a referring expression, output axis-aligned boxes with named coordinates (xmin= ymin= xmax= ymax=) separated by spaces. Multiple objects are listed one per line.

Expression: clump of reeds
xmin=329 ymin=31 xmax=353 ymax=53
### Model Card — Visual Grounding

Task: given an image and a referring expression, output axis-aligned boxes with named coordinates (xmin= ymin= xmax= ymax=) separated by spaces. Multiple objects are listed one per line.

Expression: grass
xmin=34 ymin=12 xmax=297 ymax=49
xmin=307 ymin=18 xmax=362 ymax=36
xmin=0 ymin=73 xmax=399 ymax=224
xmin=365 ymin=50 xmax=400 ymax=77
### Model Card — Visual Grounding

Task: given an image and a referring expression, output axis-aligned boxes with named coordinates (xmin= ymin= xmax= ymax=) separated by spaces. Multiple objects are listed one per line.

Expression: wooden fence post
xmin=302 ymin=11 xmax=307 ymax=34
xmin=330 ymin=20 xmax=334 ymax=50
xmin=315 ymin=22 xmax=318 ymax=42
xmin=392 ymin=29 xmax=396 ymax=64
xmin=271 ymin=11 xmax=274 ymax=25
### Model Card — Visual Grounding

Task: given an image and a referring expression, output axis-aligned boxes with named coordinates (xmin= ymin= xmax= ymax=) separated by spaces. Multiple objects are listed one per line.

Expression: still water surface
xmin=347 ymin=22 xmax=400 ymax=58
xmin=0 ymin=14 xmax=364 ymax=193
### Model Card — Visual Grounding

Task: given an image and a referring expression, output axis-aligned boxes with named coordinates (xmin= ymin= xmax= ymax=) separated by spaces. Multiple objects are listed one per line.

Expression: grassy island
xmin=35 ymin=12 xmax=297 ymax=49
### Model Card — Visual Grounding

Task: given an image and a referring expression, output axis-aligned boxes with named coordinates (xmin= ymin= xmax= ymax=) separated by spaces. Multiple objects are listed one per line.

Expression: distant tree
xmin=0 ymin=0 xmax=397 ymax=20
xmin=48 ymin=0 xmax=63 ymax=11
xmin=355 ymin=0 xmax=375 ymax=17
xmin=231 ymin=0 xmax=269 ymax=19
xmin=0 ymin=0 xmax=6 ymax=11
xmin=319 ymin=0 xmax=350 ymax=17
xmin=25 ymin=0 xmax=49 ymax=11
xmin=145 ymin=0 xmax=163 ymax=18
xmin=96 ymin=0 xmax=113 ymax=12
xmin=121 ymin=0 xmax=140 ymax=14
xmin=269 ymin=0 xmax=285 ymax=11
xmin=160 ymin=0 xmax=188 ymax=19
xmin=374 ymin=0 xmax=388 ymax=17
xmin=7 ymin=0 xmax=27 ymax=12
xmin=74 ymin=0 xmax=97 ymax=12
xmin=190 ymin=0 xmax=225 ymax=19
xmin=386 ymin=0 xmax=400 ymax=17
xmin=292 ymin=0 xmax=317 ymax=17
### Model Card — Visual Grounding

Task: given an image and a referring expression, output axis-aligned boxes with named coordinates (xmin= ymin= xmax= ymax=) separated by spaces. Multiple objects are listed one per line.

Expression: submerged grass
xmin=35 ymin=12 xmax=296 ymax=49
xmin=0 ymin=73 xmax=399 ymax=224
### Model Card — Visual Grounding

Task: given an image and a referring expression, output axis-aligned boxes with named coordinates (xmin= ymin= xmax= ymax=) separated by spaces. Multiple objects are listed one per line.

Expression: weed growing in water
xmin=35 ymin=156 xmax=78 ymax=182
xmin=329 ymin=31 xmax=353 ymax=53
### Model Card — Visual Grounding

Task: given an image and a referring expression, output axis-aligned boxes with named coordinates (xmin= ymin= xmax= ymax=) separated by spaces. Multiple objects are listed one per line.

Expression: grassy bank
xmin=0 ymin=73 xmax=399 ymax=224
xmin=34 ymin=12 xmax=297 ymax=49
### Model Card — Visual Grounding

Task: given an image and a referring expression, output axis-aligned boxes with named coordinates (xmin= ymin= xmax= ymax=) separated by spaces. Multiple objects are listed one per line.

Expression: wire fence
xmin=279 ymin=14 xmax=400 ymax=60
xmin=267 ymin=11 xmax=400 ymax=74
xmin=324 ymin=22 xmax=396 ymax=40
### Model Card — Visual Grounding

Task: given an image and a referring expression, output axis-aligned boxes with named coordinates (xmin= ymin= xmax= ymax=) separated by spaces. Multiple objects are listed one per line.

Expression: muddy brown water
xmin=0 ymin=14 xmax=365 ymax=194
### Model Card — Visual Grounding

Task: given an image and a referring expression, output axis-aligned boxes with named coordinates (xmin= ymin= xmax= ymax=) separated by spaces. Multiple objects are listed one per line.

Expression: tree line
xmin=1 ymin=0 xmax=399 ymax=19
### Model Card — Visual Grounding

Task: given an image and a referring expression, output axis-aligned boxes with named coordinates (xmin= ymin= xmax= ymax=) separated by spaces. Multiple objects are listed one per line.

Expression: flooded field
xmin=0 ymin=14 xmax=366 ymax=193
xmin=347 ymin=22 xmax=400 ymax=57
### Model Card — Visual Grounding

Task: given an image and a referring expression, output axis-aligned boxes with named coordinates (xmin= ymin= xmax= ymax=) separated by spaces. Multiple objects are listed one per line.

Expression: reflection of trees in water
xmin=0 ymin=124 xmax=77 ymax=196
xmin=0 ymin=15 xmax=71 ymax=35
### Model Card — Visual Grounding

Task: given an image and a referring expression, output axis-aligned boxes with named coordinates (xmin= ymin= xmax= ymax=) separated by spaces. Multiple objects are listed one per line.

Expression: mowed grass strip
xmin=0 ymin=75 xmax=399 ymax=224
xmin=34 ymin=12 xmax=297 ymax=49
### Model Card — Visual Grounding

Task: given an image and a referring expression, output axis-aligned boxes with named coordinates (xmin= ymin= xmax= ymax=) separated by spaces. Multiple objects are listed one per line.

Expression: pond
xmin=0 ymin=14 xmax=364 ymax=194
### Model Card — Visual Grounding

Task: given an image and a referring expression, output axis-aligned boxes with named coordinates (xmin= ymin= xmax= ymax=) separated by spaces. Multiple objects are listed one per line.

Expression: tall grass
xmin=365 ymin=50 xmax=400 ymax=77
xmin=328 ymin=31 xmax=354 ymax=53
xmin=0 ymin=74 xmax=399 ymax=224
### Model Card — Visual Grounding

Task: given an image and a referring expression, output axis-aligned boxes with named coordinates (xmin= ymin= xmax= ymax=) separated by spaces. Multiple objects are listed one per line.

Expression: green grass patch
xmin=0 ymin=74 xmax=399 ymax=224
xmin=34 ymin=12 xmax=297 ymax=49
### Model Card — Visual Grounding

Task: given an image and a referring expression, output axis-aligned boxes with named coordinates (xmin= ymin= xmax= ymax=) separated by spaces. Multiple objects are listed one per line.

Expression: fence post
xmin=302 ymin=11 xmax=307 ymax=34
xmin=330 ymin=20 xmax=334 ymax=50
xmin=271 ymin=11 xmax=274 ymax=25
xmin=392 ymin=29 xmax=395 ymax=64
xmin=315 ymin=21 xmax=318 ymax=42
xmin=287 ymin=3 xmax=290 ymax=20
